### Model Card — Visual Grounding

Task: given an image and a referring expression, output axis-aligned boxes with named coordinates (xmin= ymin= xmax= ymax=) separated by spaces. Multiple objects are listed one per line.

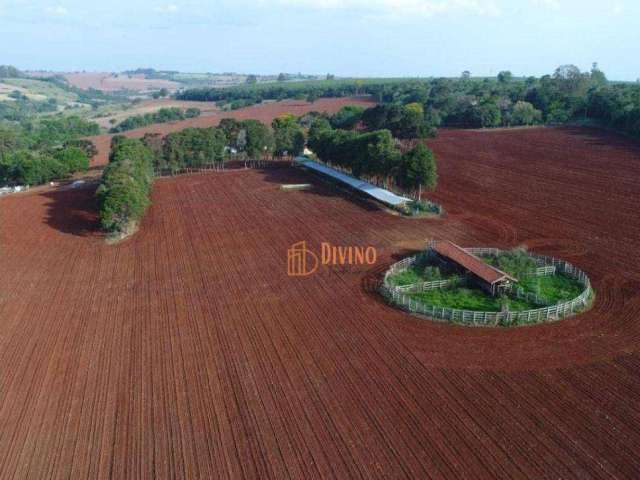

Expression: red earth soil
xmin=63 ymin=72 xmax=180 ymax=92
xmin=88 ymin=97 xmax=376 ymax=167
xmin=1 ymin=127 xmax=640 ymax=477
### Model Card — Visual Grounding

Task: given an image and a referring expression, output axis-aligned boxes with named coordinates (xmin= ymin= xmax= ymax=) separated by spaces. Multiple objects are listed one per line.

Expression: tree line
xmin=0 ymin=115 xmax=98 ymax=186
xmin=176 ymin=65 xmax=640 ymax=138
xmin=308 ymin=117 xmax=436 ymax=195
xmin=139 ymin=115 xmax=308 ymax=175
xmin=97 ymin=137 xmax=154 ymax=234
xmin=109 ymin=107 xmax=201 ymax=133
xmin=98 ymin=105 xmax=438 ymax=233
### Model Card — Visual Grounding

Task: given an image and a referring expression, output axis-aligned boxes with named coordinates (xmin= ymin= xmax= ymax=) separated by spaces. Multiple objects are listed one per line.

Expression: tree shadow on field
xmin=255 ymin=164 xmax=386 ymax=213
xmin=561 ymin=126 xmax=640 ymax=152
xmin=40 ymin=185 xmax=102 ymax=237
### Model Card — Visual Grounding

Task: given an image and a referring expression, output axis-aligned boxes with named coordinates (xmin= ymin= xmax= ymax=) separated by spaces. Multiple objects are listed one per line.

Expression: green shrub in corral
xmin=481 ymin=248 xmax=537 ymax=279
xmin=517 ymin=273 xmax=584 ymax=303
xmin=409 ymin=285 xmax=539 ymax=312
xmin=388 ymin=260 xmax=453 ymax=286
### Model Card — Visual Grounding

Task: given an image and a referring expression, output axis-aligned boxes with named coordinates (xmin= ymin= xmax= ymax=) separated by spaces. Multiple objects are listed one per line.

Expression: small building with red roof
xmin=431 ymin=241 xmax=517 ymax=296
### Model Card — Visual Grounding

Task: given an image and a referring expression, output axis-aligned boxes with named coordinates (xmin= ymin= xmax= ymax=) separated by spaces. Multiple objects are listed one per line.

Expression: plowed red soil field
xmin=1 ymin=126 xmax=640 ymax=478
xmin=88 ymin=97 xmax=376 ymax=167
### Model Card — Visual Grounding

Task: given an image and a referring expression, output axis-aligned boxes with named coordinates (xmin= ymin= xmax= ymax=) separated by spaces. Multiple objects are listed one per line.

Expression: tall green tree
xmin=242 ymin=120 xmax=275 ymax=158
xmin=497 ymin=71 xmax=513 ymax=84
xmin=272 ymin=114 xmax=305 ymax=156
xmin=509 ymin=101 xmax=542 ymax=125
xmin=330 ymin=105 xmax=365 ymax=129
xmin=397 ymin=143 xmax=437 ymax=196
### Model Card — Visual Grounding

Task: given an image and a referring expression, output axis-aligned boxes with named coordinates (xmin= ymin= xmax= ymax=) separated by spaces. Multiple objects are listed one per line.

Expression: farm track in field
xmin=1 ymin=126 xmax=640 ymax=477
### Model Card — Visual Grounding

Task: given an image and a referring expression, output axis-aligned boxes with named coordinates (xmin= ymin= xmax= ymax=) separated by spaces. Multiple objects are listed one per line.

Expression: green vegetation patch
xmin=110 ymin=107 xmax=200 ymax=133
xmin=97 ymin=137 xmax=154 ymax=236
xmin=3 ymin=78 xmax=77 ymax=104
xmin=479 ymin=248 xmax=537 ymax=278
xmin=397 ymin=199 xmax=441 ymax=217
xmin=387 ymin=261 xmax=452 ymax=286
xmin=409 ymin=286 xmax=538 ymax=312
xmin=1 ymin=115 xmax=97 ymax=186
xmin=518 ymin=273 xmax=584 ymax=303
xmin=479 ymin=249 xmax=586 ymax=304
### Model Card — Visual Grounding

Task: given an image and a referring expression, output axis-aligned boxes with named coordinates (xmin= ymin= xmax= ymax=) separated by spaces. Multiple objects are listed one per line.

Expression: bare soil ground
xmin=1 ymin=127 xmax=640 ymax=478
xmin=87 ymin=97 xmax=377 ymax=166
xmin=63 ymin=72 xmax=179 ymax=92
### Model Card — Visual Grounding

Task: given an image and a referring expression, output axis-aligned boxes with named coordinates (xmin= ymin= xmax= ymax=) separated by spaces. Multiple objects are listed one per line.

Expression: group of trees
xmin=272 ymin=114 xmax=305 ymax=156
xmin=177 ymin=78 xmax=408 ymax=104
xmin=307 ymin=118 xmax=436 ymax=194
xmin=177 ymin=65 xmax=640 ymax=138
xmin=0 ymin=65 xmax=23 ymax=78
xmin=0 ymin=95 xmax=59 ymax=122
xmin=141 ymin=117 xmax=283 ymax=175
xmin=218 ymin=118 xmax=275 ymax=158
xmin=96 ymin=105 xmax=439 ymax=233
xmin=360 ymin=103 xmax=435 ymax=138
xmin=96 ymin=137 xmax=154 ymax=233
xmin=0 ymin=146 xmax=89 ymax=186
xmin=0 ymin=115 xmax=97 ymax=186
xmin=109 ymin=107 xmax=200 ymax=133
xmin=151 ymin=88 xmax=170 ymax=99
xmin=320 ymin=103 xmax=435 ymax=140
xmin=159 ymin=127 xmax=227 ymax=172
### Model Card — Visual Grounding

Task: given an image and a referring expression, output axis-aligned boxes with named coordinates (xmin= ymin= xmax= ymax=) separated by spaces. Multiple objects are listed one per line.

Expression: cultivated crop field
xmin=88 ymin=97 xmax=376 ymax=166
xmin=62 ymin=72 xmax=180 ymax=92
xmin=1 ymin=127 xmax=640 ymax=477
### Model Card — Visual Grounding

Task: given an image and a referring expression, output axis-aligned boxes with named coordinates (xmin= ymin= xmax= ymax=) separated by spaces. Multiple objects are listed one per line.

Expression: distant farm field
xmin=91 ymin=98 xmax=223 ymax=129
xmin=1 ymin=127 xmax=640 ymax=477
xmin=63 ymin=72 xmax=180 ymax=92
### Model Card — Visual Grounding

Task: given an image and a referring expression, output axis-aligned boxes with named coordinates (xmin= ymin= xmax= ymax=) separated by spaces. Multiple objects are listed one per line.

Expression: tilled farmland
xmin=1 ymin=127 xmax=640 ymax=477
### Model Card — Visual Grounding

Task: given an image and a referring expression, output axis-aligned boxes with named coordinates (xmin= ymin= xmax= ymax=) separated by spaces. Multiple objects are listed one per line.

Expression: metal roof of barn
xmin=433 ymin=241 xmax=518 ymax=284
xmin=295 ymin=157 xmax=412 ymax=207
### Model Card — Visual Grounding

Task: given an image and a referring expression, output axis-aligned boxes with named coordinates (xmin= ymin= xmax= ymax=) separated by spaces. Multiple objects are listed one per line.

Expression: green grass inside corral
xmin=518 ymin=273 xmax=584 ymax=303
xmin=387 ymin=259 xmax=456 ymax=286
xmin=408 ymin=286 xmax=539 ymax=312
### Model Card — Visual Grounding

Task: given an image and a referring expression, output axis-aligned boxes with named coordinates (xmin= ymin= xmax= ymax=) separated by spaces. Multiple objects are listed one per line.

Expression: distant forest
xmin=178 ymin=65 xmax=640 ymax=138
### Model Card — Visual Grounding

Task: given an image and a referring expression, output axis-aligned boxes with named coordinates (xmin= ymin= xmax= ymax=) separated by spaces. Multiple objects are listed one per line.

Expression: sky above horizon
xmin=0 ymin=0 xmax=638 ymax=81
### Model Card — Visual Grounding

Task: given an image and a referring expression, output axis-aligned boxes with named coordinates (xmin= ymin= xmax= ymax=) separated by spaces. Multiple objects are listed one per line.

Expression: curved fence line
xmin=381 ymin=247 xmax=593 ymax=327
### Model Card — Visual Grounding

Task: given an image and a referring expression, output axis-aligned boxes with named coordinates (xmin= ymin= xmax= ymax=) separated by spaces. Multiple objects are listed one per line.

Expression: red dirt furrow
xmin=463 ymin=370 xmax=605 ymax=477
xmin=2 ymin=126 xmax=640 ymax=477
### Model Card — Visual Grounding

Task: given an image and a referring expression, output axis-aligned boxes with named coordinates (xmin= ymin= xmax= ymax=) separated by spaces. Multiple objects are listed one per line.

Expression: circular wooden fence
xmin=380 ymin=247 xmax=593 ymax=327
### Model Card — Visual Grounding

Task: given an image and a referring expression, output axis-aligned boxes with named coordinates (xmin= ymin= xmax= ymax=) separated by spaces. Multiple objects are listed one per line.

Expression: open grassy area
xmin=409 ymin=286 xmax=539 ymax=312
xmin=479 ymin=250 xmax=586 ymax=304
xmin=387 ymin=261 xmax=455 ymax=286
xmin=3 ymin=78 xmax=78 ymax=104
xmin=518 ymin=273 xmax=584 ymax=303
xmin=388 ymin=265 xmax=426 ymax=286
